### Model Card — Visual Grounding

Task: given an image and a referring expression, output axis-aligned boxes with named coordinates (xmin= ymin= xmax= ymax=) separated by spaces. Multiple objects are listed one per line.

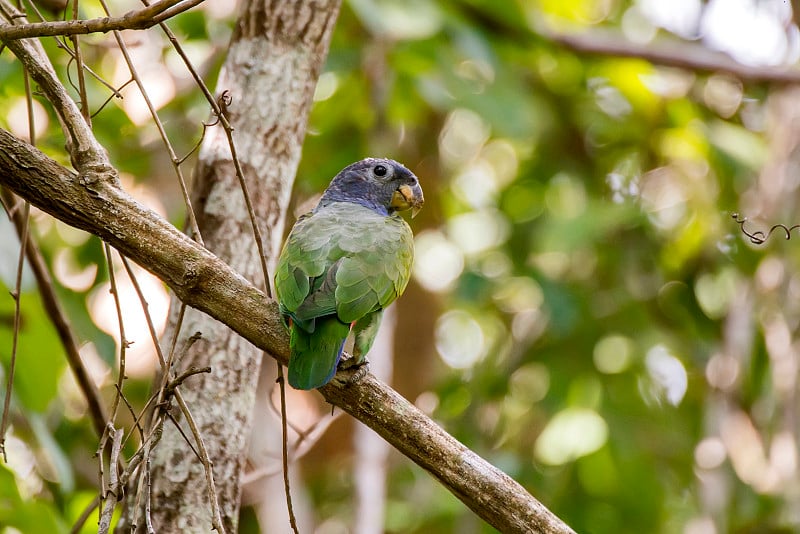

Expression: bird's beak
xmin=390 ymin=183 xmax=425 ymax=218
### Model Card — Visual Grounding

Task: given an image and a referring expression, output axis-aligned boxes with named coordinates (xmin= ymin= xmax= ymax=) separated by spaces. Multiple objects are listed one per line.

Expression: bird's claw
xmin=333 ymin=355 xmax=370 ymax=386
xmin=348 ymin=361 xmax=370 ymax=384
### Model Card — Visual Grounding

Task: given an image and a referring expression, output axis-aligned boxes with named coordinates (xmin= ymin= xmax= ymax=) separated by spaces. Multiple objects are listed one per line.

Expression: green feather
xmin=288 ymin=316 xmax=350 ymax=390
xmin=353 ymin=310 xmax=383 ymax=362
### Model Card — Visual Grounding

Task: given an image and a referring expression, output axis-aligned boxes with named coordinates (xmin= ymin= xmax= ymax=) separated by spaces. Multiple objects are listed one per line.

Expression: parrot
xmin=274 ymin=158 xmax=424 ymax=390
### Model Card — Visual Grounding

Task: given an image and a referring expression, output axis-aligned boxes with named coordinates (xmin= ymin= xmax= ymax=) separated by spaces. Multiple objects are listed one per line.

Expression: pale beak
xmin=391 ymin=183 xmax=425 ymax=217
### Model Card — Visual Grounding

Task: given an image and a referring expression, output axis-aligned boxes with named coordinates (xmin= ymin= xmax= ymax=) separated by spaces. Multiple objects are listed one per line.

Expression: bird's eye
xmin=374 ymin=164 xmax=387 ymax=177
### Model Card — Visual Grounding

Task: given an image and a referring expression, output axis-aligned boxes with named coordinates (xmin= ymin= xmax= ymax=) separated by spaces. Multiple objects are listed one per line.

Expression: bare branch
xmin=276 ymin=366 xmax=300 ymax=534
xmin=543 ymin=26 xmax=800 ymax=85
xmin=98 ymin=426 xmax=123 ymax=534
xmin=166 ymin=366 xmax=211 ymax=394
xmin=0 ymin=129 xmax=575 ymax=534
xmin=0 ymin=197 xmax=28 ymax=463
xmin=0 ymin=0 xmax=204 ymax=40
xmin=145 ymin=458 xmax=155 ymax=534
xmin=104 ymin=244 xmax=129 ymax=425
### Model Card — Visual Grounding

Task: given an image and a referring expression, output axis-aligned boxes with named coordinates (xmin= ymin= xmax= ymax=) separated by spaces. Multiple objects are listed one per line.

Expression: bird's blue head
xmin=318 ymin=158 xmax=424 ymax=217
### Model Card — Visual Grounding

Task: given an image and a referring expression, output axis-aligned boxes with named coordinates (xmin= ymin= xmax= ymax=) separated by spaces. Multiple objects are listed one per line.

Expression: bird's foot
xmin=333 ymin=354 xmax=370 ymax=386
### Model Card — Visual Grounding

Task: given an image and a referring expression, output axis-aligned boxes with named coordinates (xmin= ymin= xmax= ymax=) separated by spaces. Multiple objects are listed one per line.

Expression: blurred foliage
xmin=2 ymin=0 xmax=800 ymax=533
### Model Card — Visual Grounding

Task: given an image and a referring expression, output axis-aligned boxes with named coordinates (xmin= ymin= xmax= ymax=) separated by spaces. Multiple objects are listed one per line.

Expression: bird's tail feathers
xmin=288 ymin=316 xmax=350 ymax=390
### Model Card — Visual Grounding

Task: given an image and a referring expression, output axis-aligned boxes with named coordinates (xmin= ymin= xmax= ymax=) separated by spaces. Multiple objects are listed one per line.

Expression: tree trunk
xmin=118 ymin=1 xmax=341 ymax=531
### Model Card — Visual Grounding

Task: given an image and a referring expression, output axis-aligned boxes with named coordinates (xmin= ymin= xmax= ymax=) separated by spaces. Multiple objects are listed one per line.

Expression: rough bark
xmin=0 ymin=125 xmax=575 ymax=534
xmin=118 ymin=1 xmax=341 ymax=532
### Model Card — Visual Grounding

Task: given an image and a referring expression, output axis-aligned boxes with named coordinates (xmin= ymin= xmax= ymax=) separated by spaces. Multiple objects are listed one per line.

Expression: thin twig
xmin=70 ymin=495 xmax=100 ymax=534
xmin=215 ymin=92 xmax=273 ymax=298
xmin=173 ymin=330 xmax=202 ymax=369
xmin=91 ymin=78 xmax=133 ymax=119
xmin=104 ymin=244 xmax=128 ymax=423
xmin=175 ymin=114 xmax=220 ymax=165
xmin=149 ymin=304 xmax=190 ymax=415
xmin=98 ymin=426 xmax=123 ymax=534
xmin=120 ymin=388 xmax=160 ymax=451
xmin=135 ymin=302 xmax=188 ymax=455
xmin=276 ymin=365 xmax=300 ymax=534
xmin=266 ymin=381 xmax=313 ymax=439
xmin=93 ymin=244 xmax=128 ymax=526
xmin=145 ymin=457 xmax=155 ymax=534
xmin=163 ymin=410 xmax=200 ymax=460
xmin=0 ymin=54 xmax=35 ymax=462
xmin=128 ymin=415 xmax=163 ymax=531
xmin=68 ymin=0 xmax=90 ymax=124
xmin=119 ymin=256 xmax=167 ymax=369
xmin=115 ymin=383 xmax=145 ymax=442
xmin=166 ymin=366 xmax=211 ymax=394
xmin=0 ymin=0 xmax=204 ymax=40
xmin=0 ymin=200 xmax=28 ymax=462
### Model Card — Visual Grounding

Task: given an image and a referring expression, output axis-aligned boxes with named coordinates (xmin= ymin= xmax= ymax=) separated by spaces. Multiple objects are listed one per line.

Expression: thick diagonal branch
xmin=0 ymin=128 xmax=575 ymax=534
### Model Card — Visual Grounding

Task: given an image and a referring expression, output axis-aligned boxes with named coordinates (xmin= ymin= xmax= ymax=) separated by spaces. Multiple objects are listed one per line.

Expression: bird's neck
xmin=318 ymin=190 xmax=389 ymax=216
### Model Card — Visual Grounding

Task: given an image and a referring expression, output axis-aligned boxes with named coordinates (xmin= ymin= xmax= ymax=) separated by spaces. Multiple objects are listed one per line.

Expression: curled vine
xmin=732 ymin=213 xmax=800 ymax=245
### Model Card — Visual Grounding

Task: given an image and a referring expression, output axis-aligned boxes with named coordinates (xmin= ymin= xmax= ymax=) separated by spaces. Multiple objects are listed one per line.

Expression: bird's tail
xmin=288 ymin=316 xmax=350 ymax=390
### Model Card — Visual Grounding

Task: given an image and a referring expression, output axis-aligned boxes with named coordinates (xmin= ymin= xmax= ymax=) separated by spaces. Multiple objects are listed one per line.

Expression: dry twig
xmin=0 ymin=199 xmax=28 ymax=462
xmin=98 ymin=426 xmax=123 ymax=534
xmin=0 ymin=0 xmax=204 ymax=40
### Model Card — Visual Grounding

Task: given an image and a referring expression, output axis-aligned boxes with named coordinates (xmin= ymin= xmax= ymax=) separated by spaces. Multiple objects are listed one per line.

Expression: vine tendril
xmin=732 ymin=213 xmax=800 ymax=245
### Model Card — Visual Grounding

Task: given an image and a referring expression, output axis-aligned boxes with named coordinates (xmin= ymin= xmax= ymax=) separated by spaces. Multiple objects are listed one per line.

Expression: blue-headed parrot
xmin=275 ymin=158 xmax=424 ymax=390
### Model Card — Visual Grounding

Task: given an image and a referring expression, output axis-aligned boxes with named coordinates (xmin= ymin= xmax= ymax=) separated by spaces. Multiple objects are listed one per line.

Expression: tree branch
xmin=544 ymin=26 xmax=800 ymax=85
xmin=0 ymin=128 xmax=576 ymax=534
xmin=0 ymin=0 xmax=204 ymax=40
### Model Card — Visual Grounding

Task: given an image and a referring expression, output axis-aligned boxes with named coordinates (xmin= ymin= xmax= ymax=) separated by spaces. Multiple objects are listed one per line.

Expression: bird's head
xmin=319 ymin=158 xmax=424 ymax=217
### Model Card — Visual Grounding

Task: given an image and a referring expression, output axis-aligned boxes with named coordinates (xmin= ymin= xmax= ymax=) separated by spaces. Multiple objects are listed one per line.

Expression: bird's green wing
xmin=274 ymin=213 xmax=333 ymax=321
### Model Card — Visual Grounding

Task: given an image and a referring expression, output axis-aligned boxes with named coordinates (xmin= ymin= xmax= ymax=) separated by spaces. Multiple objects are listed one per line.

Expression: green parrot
xmin=275 ymin=158 xmax=424 ymax=390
